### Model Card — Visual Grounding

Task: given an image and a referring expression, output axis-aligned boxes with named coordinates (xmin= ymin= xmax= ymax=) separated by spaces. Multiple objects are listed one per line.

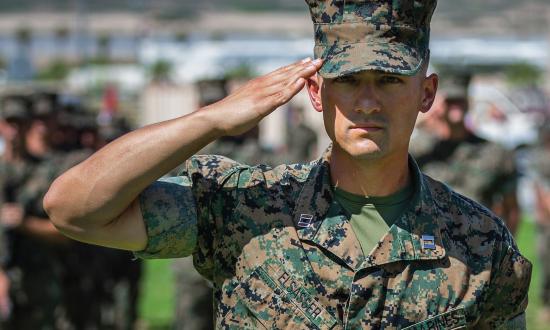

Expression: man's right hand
xmin=204 ymin=58 xmax=323 ymax=137
xmin=44 ymin=57 xmax=323 ymax=251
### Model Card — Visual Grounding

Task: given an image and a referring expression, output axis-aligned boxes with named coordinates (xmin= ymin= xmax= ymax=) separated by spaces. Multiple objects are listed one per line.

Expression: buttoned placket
xmin=292 ymin=150 xmax=448 ymax=328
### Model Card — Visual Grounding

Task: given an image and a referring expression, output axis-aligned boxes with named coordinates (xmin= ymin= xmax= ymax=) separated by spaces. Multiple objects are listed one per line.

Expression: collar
xmin=292 ymin=145 xmax=447 ymax=271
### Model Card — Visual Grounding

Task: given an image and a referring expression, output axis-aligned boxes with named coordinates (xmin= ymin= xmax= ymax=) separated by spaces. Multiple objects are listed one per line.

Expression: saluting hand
xmin=202 ymin=58 xmax=323 ymax=137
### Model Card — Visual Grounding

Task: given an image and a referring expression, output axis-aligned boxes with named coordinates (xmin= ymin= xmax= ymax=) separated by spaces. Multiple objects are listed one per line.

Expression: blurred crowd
xmin=1 ymin=65 xmax=550 ymax=329
xmin=411 ymin=67 xmax=550 ymax=324
xmin=0 ymin=89 xmax=140 ymax=330
xmin=0 ymin=80 xmax=319 ymax=330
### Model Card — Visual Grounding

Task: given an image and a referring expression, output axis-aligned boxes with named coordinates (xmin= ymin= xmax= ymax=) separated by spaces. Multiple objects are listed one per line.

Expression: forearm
xmin=44 ymin=58 xmax=322 ymax=250
xmin=45 ymin=109 xmax=222 ymax=234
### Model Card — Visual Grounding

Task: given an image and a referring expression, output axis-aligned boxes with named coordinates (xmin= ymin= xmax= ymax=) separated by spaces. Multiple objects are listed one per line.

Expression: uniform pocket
xmin=225 ymin=264 xmax=339 ymax=330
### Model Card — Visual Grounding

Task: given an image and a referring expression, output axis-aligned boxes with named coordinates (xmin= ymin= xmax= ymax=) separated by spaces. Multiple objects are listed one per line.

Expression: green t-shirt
xmin=334 ymin=183 xmax=414 ymax=256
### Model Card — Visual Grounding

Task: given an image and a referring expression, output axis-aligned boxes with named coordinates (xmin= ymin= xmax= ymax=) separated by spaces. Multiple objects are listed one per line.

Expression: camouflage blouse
xmin=136 ymin=148 xmax=531 ymax=329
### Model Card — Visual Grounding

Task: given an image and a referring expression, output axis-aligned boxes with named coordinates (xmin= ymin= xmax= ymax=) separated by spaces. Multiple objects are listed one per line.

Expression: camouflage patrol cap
xmin=438 ymin=70 xmax=472 ymax=100
xmin=0 ymin=95 xmax=32 ymax=120
xmin=305 ymin=0 xmax=437 ymax=78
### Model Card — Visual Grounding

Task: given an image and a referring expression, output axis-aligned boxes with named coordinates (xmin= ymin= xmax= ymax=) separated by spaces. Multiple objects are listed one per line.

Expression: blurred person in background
xmin=0 ymin=92 xmax=68 ymax=330
xmin=169 ymin=79 xmax=228 ymax=330
xmin=414 ymin=70 xmax=521 ymax=235
xmin=53 ymin=106 xmax=141 ymax=330
xmin=198 ymin=79 xmax=274 ymax=167
xmin=529 ymin=121 xmax=550 ymax=323
xmin=0 ymin=94 xmax=34 ymax=327
xmin=94 ymin=119 xmax=142 ymax=330
xmin=285 ymin=105 xmax=318 ymax=164
xmin=409 ymin=88 xmax=448 ymax=157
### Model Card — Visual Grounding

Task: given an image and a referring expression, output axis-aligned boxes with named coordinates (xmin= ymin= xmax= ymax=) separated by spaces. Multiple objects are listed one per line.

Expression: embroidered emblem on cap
xmin=298 ymin=214 xmax=314 ymax=228
xmin=421 ymin=235 xmax=436 ymax=250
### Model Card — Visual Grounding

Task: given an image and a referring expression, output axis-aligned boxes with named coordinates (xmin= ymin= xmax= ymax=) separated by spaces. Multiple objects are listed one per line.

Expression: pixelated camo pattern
xmin=422 ymin=140 xmax=518 ymax=208
xmin=305 ymin=0 xmax=437 ymax=78
xmin=136 ymin=147 xmax=531 ymax=329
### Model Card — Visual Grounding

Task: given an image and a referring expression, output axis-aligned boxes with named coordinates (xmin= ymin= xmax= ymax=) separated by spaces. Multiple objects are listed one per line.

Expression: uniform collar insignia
xmin=421 ymin=235 xmax=436 ymax=250
xmin=298 ymin=214 xmax=315 ymax=228
xmin=293 ymin=145 xmax=447 ymax=270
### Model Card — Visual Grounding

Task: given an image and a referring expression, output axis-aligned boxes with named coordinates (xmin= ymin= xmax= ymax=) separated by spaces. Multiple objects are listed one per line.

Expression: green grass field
xmin=138 ymin=259 xmax=175 ymax=329
xmin=516 ymin=219 xmax=545 ymax=330
xmin=137 ymin=217 xmax=546 ymax=329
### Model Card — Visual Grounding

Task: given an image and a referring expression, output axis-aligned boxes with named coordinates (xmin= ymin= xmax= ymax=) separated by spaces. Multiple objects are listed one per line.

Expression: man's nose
xmin=354 ymin=84 xmax=381 ymax=115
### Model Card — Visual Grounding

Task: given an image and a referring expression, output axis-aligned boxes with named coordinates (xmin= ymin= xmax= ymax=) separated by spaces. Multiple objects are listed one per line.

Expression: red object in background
xmin=102 ymin=85 xmax=118 ymax=116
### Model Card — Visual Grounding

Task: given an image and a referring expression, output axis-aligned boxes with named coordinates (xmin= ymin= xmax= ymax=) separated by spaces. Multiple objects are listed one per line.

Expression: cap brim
xmin=315 ymin=38 xmax=424 ymax=78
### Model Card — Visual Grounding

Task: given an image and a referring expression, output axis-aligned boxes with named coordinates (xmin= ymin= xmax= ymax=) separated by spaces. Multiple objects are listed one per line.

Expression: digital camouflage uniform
xmin=413 ymin=67 xmax=519 ymax=230
xmin=416 ymin=135 xmax=518 ymax=214
xmin=136 ymin=147 xmax=530 ymax=329
xmin=173 ymin=138 xmax=274 ymax=330
xmin=170 ymin=79 xmax=229 ymax=330
xmin=0 ymin=158 xmax=35 ymax=270
xmin=0 ymin=94 xmax=61 ymax=329
xmin=54 ymin=116 xmax=142 ymax=330
xmin=6 ymin=153 xmax=63 ymax=330
xmin=136 ymin=1 xmax=531 ymax=328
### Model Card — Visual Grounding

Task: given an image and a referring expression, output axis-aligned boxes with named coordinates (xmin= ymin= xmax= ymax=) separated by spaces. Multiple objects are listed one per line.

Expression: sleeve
xmin=133 ymin=176 xmax=198 ymax=259
xmin=479 ymin=232 xmax=532 ymax=329
xmin=134 ymin=155 xmax=243 ymax=262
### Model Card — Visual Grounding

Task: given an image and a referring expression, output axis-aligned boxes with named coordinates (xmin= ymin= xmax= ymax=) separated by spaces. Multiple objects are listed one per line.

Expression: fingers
xmin=292 ymin=59 xmax=323 ymax=82
xmin=229 ymin=58 xmax=318 ymax=100
xmin=270 ymin=59 xmax=322 ymax=105
xmin=273 ymin=57 xmax=313 ymax=75
xmin=270 ymin=58 xmax=322 ymax=82
xmin=264 ymin=59 xmax=322 ymax=94
xmin=257 ymin=60 xmax=322 ymax=98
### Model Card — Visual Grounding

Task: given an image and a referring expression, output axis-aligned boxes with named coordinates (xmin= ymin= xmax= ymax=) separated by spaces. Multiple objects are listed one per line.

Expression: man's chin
xmin=336 ymin=143 xmax=385 ymax=160
xmin=351 ymin=149 xmax=386 ymax=161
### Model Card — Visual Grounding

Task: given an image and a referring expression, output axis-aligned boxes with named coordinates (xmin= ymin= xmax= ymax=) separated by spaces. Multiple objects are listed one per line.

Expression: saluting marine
xmin=46 ymin=1 xmax=531 ymax=329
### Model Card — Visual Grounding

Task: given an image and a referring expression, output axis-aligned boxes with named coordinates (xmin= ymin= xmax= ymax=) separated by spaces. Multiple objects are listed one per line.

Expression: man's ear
xmin=420 ymin=73 xmax=439 ymax=113
xmin=306 ymin=75 xmax=323 ymax=113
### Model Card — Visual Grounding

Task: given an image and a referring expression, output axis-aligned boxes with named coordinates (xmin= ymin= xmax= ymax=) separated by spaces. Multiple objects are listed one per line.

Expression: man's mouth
xmin=351 ymin=123 xmax=384 ymax=132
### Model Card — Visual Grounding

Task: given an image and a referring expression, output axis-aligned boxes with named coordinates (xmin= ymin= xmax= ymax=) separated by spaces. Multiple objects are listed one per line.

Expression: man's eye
xmin=379 ymin=76 xmax=403 ymax=84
